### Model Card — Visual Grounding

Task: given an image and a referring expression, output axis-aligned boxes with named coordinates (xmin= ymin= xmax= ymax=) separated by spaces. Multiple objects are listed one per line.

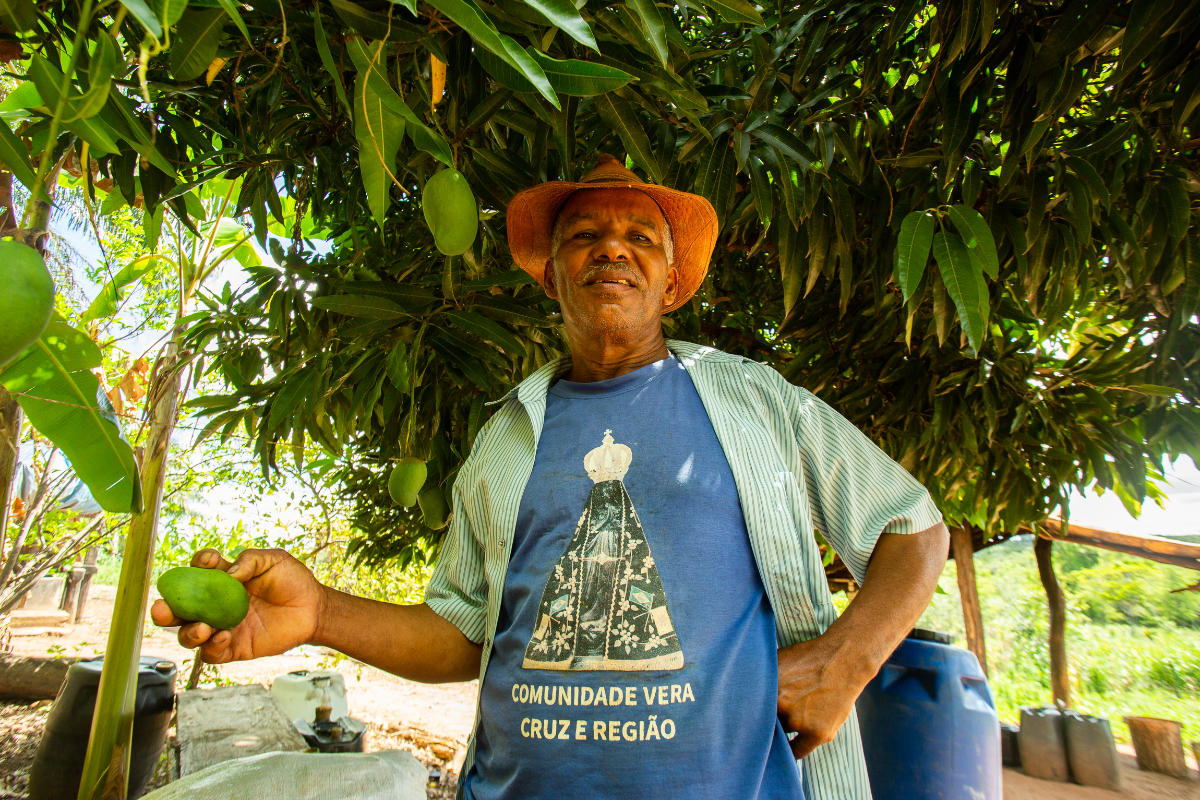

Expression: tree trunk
xmin=1 ymin=159 xmax=61 ymax=568
xmin=1034 ymin=535 xmax=1070 ymax=708
xmin=951 ymin=526 xmax=988 ymax=676
xmin=0 ymin=388 xmax=21 ymax=561
xmin=77 ymin=332 xmax=184 ymax=800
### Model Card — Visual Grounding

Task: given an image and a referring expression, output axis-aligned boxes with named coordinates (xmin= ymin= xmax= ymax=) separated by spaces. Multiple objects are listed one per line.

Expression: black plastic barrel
xmin=28 ymin=656 xmax=177 ymax=800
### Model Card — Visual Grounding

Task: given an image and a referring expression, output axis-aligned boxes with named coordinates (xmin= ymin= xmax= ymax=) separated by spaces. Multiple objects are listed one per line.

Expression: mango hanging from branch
xmin=388 ymin=456 xmax=428 ymax=508
xmin=422 ymin=168 xmax=477 ymax=256
xmin=0 ymin=241 xmax=55 ymax=367
xmin=419 ymin=483 xmax=450 ymax=529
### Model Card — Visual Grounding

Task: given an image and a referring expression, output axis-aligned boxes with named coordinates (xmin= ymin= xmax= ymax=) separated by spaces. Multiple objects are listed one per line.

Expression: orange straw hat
xmin=506 ymin=154 xmax=719 ymax=313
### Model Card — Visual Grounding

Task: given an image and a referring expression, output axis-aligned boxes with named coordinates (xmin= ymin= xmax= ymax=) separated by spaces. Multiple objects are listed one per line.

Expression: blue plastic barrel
xmin=856 ymin=630 xmax=1001 ymax=800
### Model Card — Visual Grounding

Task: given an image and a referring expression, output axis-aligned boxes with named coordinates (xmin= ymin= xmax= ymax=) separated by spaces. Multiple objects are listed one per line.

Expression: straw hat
xmin=506 ymin=154 xmax=719 ymax=313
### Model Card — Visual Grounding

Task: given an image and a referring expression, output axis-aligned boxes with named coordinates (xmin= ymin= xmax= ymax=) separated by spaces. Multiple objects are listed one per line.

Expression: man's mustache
xmin=576 ymin=264 xmax=640 ymax=286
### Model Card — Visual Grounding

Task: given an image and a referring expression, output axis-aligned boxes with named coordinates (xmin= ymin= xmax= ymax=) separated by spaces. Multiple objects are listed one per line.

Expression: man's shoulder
xmin=666 ymin=339 xmax=794 ymax=393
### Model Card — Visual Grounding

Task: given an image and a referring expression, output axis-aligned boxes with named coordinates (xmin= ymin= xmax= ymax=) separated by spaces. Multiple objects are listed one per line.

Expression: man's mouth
xmin=581 ymin=268 xmax=638 ymax=289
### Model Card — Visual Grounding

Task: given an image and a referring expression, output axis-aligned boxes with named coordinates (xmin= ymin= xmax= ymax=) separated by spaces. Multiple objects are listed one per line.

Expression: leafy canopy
xmin=3 ymin=0 xmax=1198 ymax=564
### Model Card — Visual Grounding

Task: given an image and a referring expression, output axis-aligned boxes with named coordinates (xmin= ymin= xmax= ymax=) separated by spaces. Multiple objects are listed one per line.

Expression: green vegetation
xmin=915 ymin=536 xmax=1200 ymax=743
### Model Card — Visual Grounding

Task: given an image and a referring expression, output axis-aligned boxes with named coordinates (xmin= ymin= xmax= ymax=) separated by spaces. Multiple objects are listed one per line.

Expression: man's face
xmin=544 ymin=188 xmax=678 ymax=337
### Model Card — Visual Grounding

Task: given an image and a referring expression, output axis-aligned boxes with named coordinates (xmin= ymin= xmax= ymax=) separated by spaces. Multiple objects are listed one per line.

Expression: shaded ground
xmin=1004 ymin=755 xmax=1200 ymax=799
xmin=5 ymin=584 xmax=1199 ymax=799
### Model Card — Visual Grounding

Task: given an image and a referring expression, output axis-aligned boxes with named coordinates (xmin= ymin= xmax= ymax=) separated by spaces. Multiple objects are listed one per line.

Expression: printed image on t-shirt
xmin=523 ymin=430 xmax=683 ymax=671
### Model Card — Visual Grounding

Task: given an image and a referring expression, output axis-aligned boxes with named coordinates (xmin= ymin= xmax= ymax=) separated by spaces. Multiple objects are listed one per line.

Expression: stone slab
xmin=9 ymin=609 xmax=70 ymax=627
xmin=177 ymin=684 xmax=308 ymax=776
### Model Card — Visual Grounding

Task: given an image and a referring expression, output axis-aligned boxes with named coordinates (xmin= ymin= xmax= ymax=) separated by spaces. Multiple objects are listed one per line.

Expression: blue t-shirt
xmin=464 ymin=355 xmax=803 ymax=800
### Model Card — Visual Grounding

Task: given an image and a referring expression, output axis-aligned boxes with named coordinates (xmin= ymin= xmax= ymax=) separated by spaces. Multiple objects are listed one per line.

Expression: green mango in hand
xmin=157 ymin=566 xmax=250 ymax=630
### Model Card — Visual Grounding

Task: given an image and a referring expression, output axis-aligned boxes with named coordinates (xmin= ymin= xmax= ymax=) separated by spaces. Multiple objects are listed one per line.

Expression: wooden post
xmin=951 ymin=526 xmax=988 ymax=675
xmin=1034 ymin=535 xmax=1070 ymax=707
xmin=74 ymin=547 xmax=98 ymax=623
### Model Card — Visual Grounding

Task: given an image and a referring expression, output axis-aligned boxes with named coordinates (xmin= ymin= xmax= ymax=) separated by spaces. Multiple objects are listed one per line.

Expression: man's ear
xmin=661 ymin=265 xmax=679 ymax=309
xmin=543 ymin=259 xmax=559 ymax=299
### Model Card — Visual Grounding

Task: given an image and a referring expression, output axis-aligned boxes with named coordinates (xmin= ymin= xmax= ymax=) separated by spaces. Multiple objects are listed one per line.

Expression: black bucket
xmin=28 ymin=656 xmax=177 ymax=800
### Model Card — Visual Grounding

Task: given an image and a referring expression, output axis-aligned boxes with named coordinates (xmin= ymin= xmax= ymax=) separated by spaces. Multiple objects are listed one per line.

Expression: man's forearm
xmin=312 ymin=587 xmax=483 ymax=683
xmin=822 ymin=523 xmax=950 ymax=683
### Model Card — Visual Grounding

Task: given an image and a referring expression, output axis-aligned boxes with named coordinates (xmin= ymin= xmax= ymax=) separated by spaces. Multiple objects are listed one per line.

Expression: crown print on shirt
xmin=523 ymin=430 xmax=684 ymax=671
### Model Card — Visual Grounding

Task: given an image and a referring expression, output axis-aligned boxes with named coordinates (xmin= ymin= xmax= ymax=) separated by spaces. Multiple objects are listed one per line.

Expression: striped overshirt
xmin=426 ymin=339 xmax=944 ymax=800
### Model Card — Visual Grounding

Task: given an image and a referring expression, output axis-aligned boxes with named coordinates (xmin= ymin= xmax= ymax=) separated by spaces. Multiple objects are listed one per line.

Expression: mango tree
xmin=3 ymin=0 xmax=1199 ymax=794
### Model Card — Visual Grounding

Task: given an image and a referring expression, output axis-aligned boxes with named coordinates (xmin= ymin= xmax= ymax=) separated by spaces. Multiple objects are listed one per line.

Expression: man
xmin=153 ymin=155 xmax=949 ymax=800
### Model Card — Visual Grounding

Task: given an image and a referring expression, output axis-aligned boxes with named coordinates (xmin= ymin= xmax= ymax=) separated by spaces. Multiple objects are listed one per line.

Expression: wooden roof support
xmin=950 ymin=526 xmax=988 ymax=676
xmin=1036 ymin=519 xmax=1200 ymax=572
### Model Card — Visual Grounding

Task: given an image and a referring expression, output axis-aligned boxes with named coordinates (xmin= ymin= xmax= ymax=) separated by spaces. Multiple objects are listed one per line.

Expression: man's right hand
xmin=150 ymin=548 xmax=325 ymax=665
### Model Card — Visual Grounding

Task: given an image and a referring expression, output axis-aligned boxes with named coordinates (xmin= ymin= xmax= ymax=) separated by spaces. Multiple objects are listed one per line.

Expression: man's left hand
xmin=777 ymin=633 xmax=870 ymax=758
xmin=775 ymin=525 xmax=951 ymax=760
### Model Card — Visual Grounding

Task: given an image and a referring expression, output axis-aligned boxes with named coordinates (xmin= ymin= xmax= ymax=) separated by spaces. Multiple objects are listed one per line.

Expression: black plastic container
xmin=28 ymin=656 xmax=177 ymax=800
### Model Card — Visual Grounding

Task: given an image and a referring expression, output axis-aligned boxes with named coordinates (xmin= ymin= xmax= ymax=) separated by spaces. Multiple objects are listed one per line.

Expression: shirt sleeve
xmin=424 ymin=433 xmax=491 ymax=644
xmin=787 ymin=383 xmax=943 ymax=585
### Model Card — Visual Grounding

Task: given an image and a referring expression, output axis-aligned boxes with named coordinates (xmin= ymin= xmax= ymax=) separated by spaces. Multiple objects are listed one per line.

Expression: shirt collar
xmin=488 ymin=339 xmax=744 ymax=408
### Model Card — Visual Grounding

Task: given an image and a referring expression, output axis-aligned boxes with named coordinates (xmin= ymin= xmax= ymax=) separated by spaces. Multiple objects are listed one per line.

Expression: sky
xmin=1068 ymin=456 xmax=1200 ymax=539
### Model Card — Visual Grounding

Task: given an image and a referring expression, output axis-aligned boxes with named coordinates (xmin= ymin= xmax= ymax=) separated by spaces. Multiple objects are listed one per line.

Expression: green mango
xmin=419 ymin=483 xmax=450 ymax=529
xmin=0 ymin=241 xmax=55 ymax=367
xmin=157 ymin=566 xmax=250 ymax=630
xmin=388 ymin=457 xmax=427 ymax=508
xmin=422 ymin=168 xmax=477 ymax=256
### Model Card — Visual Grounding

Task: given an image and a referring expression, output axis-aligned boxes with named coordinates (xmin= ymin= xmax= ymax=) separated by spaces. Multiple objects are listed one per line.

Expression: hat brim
xmin=507 ymin=181 xmax=718 ymax=314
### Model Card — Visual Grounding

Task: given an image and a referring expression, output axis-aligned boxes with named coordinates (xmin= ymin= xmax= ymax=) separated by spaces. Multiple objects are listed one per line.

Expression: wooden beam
xmin=1034 ymin=536 xmax=1070 ymax=708
xmin=1039 ymin=519 xmax=1200 ymax=571
xmin=950 ymin=526 xmax=988 ymax=676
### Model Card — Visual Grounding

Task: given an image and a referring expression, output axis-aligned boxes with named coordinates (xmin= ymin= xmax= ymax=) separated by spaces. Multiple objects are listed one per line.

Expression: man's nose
xmin=592 ymin=232 xmax=631 ymax=261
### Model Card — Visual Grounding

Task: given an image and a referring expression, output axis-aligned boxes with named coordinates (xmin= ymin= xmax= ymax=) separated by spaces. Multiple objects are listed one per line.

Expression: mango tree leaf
xmin=214 ymin=0 xmax=251 ymax=42
xmin=268 ymin=368 xmax=319 ymax=427
xmin=82 ymin=254 xmax=169 ymax=322
xmin=0 ymin=120 xmax=38 ymax=191
xmin=313 ymin=8 xmax=352 ymax=114
xmin=896 ymin=209 xmax=935 ymax=302
xmin=625 ymin=0 xmax=669 ymax=67
xmin=703 ymin=0 xmax=764 ymax=25
xmin=171 ymin=8 xmax=227 ymax=80
xmin=423 ymin=0 xmax=558 ymax=106
xmin=354 ymin=72 xmax=405 ymax=225
xmin=1030 ymin=0 xmax=1119 ymax=77
xmin=28 ymin=56 xmax=122 ymax=153
xmin=0 ymin=318 xmax=141 ymax=513
xmin=329 ymin=0 xmax=394 ymax=40
xmin=473 ymin=295 xmax=556 ymax=327
xmin=460 ymin=269 xmax=536 ymax=290
xmin=694 ymin=136 xmax=736 ymax=228
xmin=64 ymin=33 xmax=118 ymax=123
xmin=751 ymin=124 xmax=818 ymax=171
xmin=311 ymin=295 xmax=410 ymax=319
xmin=445 ymin=309 xmax=524 ymax=355
xmin=385 ymin=340 xmax=410 ymax=391
xmin=0 ymin=0 xmax=38 ymax=32
xmin=946 ymin=204 xmax=998 ymax=279
xmin=153 ymin=0 xmax=188 ymax=28
xmin=521 ymin=0 xmax=597 ymax=50
xmin=595 ymin=93 xmax=661 ymax=183
xmin=119 ymin=0 xmax=164 ymax=38
xmin=528 ymin=51 xmax=633 ymax=96
xmin=932 ymin=231 xmax=985 ymax=351
xmin=346 ymin=38 xmax=452 ymax=166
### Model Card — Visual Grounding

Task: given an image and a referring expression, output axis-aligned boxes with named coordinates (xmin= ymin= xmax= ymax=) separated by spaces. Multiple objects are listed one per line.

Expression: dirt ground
xmin=4 ymin=584 xmax=1199 ymax=800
